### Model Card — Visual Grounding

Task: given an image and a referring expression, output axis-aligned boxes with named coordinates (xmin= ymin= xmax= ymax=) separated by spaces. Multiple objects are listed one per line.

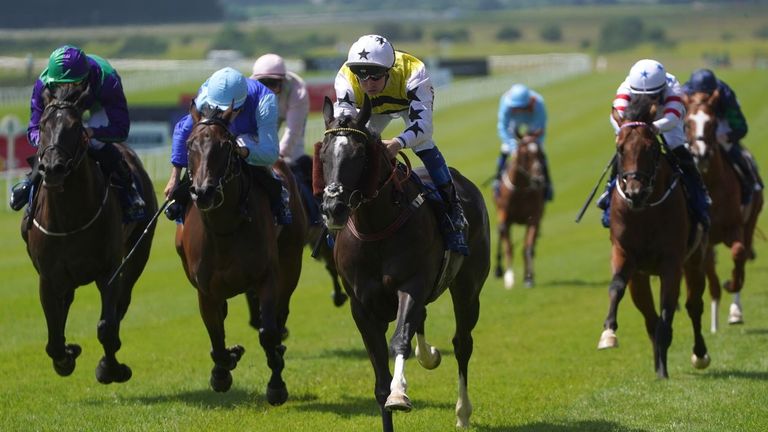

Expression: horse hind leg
xmin=522 ymin=223 xmax=538 ymax=288
xmin=40 ymin=285 xmax=82 ymax=376
xmin=496 ymin=223 xmax=515 ymax=289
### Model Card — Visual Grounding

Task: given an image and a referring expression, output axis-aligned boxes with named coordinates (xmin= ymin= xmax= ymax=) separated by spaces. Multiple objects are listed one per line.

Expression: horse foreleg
xmin=497 ymin=223 xmax=514 ymax=289
xmin=255 ymin=285 xmax=288 ymax=405
xmin=684 ymin=254 xmax=710 ymax=370
xmin=199 ymin=293 xmax=243 ymax=393
xmin=323 ymin=248 xmax=348 ymax=307
xmin=40 ymin=280 xmax=81 ymax=377
xmin=655 ymin=265 xmax=683 ymax=379
xmin=94 ymin=277 xmax=132 ymax=384
xmin=628 ymin=275 xmax=658 ymax=371
xmin=522 ymin=223 xmax=538 ymax=288
xmin=349 ymin=297 xmax=394 ymax=432
xmin=415 ymin=314 xmax=441 ymax=370
xmin=599 ymin=253 xmax=633 ymax=349
xmin=385 ymin=290 xmax=422 ymax=412
xmin=449 ymin=276 xmax=481 ymax=429
xmin=704 ymin=247 xmax=721 ymax=333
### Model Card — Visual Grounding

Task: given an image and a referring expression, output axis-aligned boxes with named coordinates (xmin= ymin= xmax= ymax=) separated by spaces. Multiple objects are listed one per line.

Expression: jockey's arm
xmin=27 ymin=80 xmax=47 ymax=147
xmin=240 ymin=92 xmax=279 ymax=166
xmin=497 ymin=95 xmax=517 ymax=154
xmin=90 ymin=75 xmax=130 ymax=143
xmin=394 ymin=70 xmax=434 ymax=150
xmin=279 ymin=78 xmax=310 ymax=161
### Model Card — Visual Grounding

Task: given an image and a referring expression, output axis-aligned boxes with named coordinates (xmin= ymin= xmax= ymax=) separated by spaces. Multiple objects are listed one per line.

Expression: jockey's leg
xmin=90 ymin=143 xmax=147 ymax=221
xmin=416 ymin=147 xmax=469 ymax=256
xmin=250 ymin=166 xmax=292 ymax=225
xmin=671 ymin=146 xmax=711 ymax=231
xmin=9 ymin=157 xmax=41 ymax=211
xmin=596 ymin=159 xmax=617 ymax=228
xmin=492 ymin=152 xmax=509 ymax=198
xmin=724 ymin=142 xmax=758 ymax=205
xmin=541 ymin=152 xmax=554 ymax=201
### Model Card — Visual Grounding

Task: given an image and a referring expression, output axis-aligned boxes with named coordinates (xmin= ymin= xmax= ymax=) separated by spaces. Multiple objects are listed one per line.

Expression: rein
xmin=38 ymin=101 xmax=89 ymax=177
xmin=188 ymin=117 xmax=242 ymax=211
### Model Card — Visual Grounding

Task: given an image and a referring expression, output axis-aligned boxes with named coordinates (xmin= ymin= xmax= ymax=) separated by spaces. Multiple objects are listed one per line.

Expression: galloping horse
xmin=175 ymin=104 xmax=306 ymax=402
xmin=597 ymin=95 xmax=710 ymax=378
xmin=494 ymin=128 xmax=546 ymax=289
xmin=316 ymin=96 xmax=490 ymax=431
xmin=22 ymin=84 xmax=157 ymax=383
xmin=685 ymin=91 xmax=763 ymax=331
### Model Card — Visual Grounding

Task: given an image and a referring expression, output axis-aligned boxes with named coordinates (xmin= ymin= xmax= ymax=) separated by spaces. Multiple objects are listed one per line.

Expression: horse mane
xmin=624 ymin=94 xmax=657 ymax=123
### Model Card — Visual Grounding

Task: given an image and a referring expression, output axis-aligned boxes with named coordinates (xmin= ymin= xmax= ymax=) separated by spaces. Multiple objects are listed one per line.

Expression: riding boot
xmin=9 ymin=157 xmax=41 ymax=211
xmin=115 ymin=159 xmax=148 ymax=222
xmin=251 ymin=166 xmax=292 ymax=225
xmin=726 ymin=143 xmax=758 ymax=206
xmin=165 ymin=171 xmax=191 ymax=221
xmin=492 ymin=152 xmax=508 ymax=198
xmin=672 ymin=146 xmax=711 ymax=231
xmin=541 ymin=152 xmax=554 ymax=201
xmin=437 ymin=181 xmax=470 ymax=256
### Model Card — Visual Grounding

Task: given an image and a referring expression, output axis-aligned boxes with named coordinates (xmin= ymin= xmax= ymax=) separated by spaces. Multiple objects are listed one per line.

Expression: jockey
xmin=495 ymin=83 xmax=552 ymax=200
xmin=597 ymin=59 xmax=711 ymax=230
xmin=163 ymin=67 xmax=291 ymax=225
xmin=334 ymin=34 xmax=469 ymax=255
xmin=251 ymin=53 xmax=319 ymax=224
xmin=682 ymin=68 xmax=761 ymax=206
xmin=10 ymin=45 xmax=146 ymax=221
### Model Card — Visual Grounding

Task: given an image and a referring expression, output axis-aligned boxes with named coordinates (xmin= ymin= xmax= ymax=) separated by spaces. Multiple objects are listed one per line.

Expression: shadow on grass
xmin=106 ymin=388 xmax=272 ymax=409
xmin=697 ymin=369 xmax=768 ymax=381
xmin=536 ymin=279 xmax=611 ymax=288
xmin=290 ymin=394 xmax=453 ymax=418
xmin=297 ymin=346 xmax=456 ymax=360
xmin=472 ymin=420 xmax=650 ymax=432
xmin=744 ymin=327 xmax=768 ymax=335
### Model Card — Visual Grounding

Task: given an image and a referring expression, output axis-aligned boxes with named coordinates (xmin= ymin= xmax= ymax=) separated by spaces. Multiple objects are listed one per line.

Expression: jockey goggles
xmin=258 ymin=77 xmax=283 ymax=90
xmin=350 ymin=66 xmax=388 ymax=82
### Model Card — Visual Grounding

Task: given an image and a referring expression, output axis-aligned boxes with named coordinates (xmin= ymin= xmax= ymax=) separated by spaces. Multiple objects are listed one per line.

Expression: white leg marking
xmin=455 ymin=374 xmax=472 ymax=428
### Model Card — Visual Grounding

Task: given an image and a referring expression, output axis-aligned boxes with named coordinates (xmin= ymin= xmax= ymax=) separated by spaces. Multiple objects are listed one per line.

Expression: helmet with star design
xmin=346 ymin=34 xmax=396 ymax=78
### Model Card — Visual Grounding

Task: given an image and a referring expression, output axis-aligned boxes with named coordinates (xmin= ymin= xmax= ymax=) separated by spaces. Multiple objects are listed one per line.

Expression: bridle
xmin=322 ymin=126 xmax=406 ymax=210
xmin=187 ymin=117 xmax=242 ymax=211
xmin=38 ymin=100 xmax=89 ymax=177
xmin=615 ymin=121 xmax=678 ymax=207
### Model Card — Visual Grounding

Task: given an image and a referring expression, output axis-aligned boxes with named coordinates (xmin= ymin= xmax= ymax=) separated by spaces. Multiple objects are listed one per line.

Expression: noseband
xmin=188 ymin=117 xmax=241 ymax=210
xmin=38 ymin=101 xmax=89 ymax=176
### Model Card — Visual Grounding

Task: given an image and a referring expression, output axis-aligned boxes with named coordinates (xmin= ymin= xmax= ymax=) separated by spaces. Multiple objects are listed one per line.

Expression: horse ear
xmin=190 ymin=100 xmax=201 ymax=123
xmin=709 ymin=89 xmax=720 ymax=106
xmin=611 ymin=107 xmax=622 ymax=126
xmin=42 ymin=86 xmax=54 ymax=107
xmin=514 ymin=125 xmax=522 ymax=140
xmin=73 ymin=82 xmax=92 ymax=113
xmin=221 ymin=100 xmax=235 ymax=123
xmin=356 ymin=94 xmax=372 ymax=126
xmin=322 ymin=96 xmax=335 ymax=128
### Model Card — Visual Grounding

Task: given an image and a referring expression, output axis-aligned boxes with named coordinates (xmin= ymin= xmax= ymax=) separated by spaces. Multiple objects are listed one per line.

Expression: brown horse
xmin=494 ymin=128 xmax=546 ymax=289
xmin=685 ymin=91 xmax=764 ymax=331
xmin=174 ymin=104 xmax=306 ymax=402
xmin=21 ymin=84 xmax=157 ymax=383
xmin=315 ymin=96 xmax=490 ymax=431
xmin=597 ymin=95 xmax=710 ymax=378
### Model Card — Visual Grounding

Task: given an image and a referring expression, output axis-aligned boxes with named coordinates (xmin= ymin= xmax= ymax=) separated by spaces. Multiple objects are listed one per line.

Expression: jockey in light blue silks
xmin=11 ymin=44 xmax=146 ymax=221
xmin=163 ymin=67 xmax=291 ymax=225
xmin=495 ymin=83 xmax=553 ymax=200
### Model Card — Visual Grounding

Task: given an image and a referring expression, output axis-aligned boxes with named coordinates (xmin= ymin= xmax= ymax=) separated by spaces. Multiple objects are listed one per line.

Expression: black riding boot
xmin=541 ymin=152 xmax=554 ymax=201
xmin=91 ymin=144 xmax=146 ymax=222
xmin=9 ymin=157 xmax=41 ymax=211
xmin=251 ymin=166 xmax=292 ymax=225
xmin=672 ymin=146 xmax=711 ymax=231
xmin=727 ymin=144 xmax=758 ymax=206
xmin=437 ymin=181 xmax=469 ymax=256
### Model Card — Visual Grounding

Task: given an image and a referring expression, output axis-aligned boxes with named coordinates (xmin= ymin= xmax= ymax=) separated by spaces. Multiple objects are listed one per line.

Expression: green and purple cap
xmin=41 ymin=45 xmax=90 ymax=85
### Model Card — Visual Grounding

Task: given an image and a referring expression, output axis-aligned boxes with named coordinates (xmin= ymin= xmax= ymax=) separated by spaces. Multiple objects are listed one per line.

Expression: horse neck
xmin=198 ymin=173 xmax=250 ymax=232
xmin=350 ymin=155 xmax=406 ymax=233
xmin=39 ymin=158 xmax=105 ymax=224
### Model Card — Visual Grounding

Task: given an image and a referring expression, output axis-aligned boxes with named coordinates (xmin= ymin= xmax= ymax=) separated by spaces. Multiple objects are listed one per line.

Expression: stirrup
xmin=10 ymin=181 xmax=31 ymax=211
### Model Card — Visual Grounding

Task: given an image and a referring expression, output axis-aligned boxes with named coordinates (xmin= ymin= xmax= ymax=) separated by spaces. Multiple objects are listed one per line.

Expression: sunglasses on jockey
xmin=350 ymin=66 xmax=388 ymax=82
xmin=258 ymin=77 xmax=283 ymax=90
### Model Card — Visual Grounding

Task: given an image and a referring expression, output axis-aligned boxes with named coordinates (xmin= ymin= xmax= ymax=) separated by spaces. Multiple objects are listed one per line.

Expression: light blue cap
xmin=195 ymin=67 xmax=248 ymax=111
xmin=507 ymin=84 xmax=531 ymax=108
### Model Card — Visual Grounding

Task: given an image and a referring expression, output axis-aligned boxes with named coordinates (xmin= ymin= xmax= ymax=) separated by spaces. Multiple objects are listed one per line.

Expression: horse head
xmin=510 ymin=126 xmax=546 ymax=190
xmin=612 ymin=95 xmax=663 ymax=209
xmin=37 ymin=83 xmax=91 ymax=190
xmin=685 ymin=90 xmax=720 ymax=173
xmin=186 ymin=103 xmax=240 ymax=211
xmin=318 ymin=95 xmax=384 ymax=230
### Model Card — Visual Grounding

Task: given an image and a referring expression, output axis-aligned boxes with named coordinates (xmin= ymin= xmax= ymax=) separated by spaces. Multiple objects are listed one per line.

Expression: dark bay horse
xmin=21 ymin=84 xmax=157 ymax=383
xmin=494 ymin=128 xmax=546 ymax=289
xmin=597 ymin=95 xmax=710 ymax=378
xmin=316 ymin=96 xmax=490 ymax=431
xmin=685 ymin=91 xmax=764 ymax=330
xmin=174 ymin=104 xmax=306 ymax=403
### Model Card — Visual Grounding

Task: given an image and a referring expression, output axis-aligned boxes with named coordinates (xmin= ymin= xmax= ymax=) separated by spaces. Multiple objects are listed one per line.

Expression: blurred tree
xmin=540 ymin=24 xmax=562 ymax=42
xmin=496 ymin=25 xmax=523 ymax=41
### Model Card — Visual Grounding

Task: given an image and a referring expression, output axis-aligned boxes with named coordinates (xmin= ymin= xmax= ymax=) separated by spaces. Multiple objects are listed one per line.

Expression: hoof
xmin=597 ymin=329 xmax=618 ymax=350
xmin=281 ymin=327 xmax=290 ymax=341
xmin=494 ymin=267 xmax=503 ymax=278
xmin=52 ymin=344 xmax=82 ymax=377
xmin=266 ymin=382 xmax=288 ymax=406
xmin=332 ymin=291 xmax=348 ymax=307
xmin=728 ymin=303 xmax=744 ymax=325
xmin=691 ymin=353 xmax=711 ymax=369
xmin=504 ymin=269 xmax=515 ymax=290
xmin=95 ymin=357 xmax=132 ymax=384
xmin=384 ymin=392 xmax=412 ymax=412
xmin=524 ymin=277 xmax=534 ymax=289
xmin=415 ymin=345 xmax=442 ymax=370
xmin=723 ymin=280 xmax=736 ymax=293
xmin=210 ymin=366 xmax=233 ymax=392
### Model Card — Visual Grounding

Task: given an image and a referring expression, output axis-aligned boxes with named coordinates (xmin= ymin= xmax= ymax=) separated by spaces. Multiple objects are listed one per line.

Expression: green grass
xmin=1 ymin=66 xmax=767 ymax=431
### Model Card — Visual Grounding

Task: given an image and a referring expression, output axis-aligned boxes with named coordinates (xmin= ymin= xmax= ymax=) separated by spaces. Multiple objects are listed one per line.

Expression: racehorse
xmin=493 ymin=128 xmax=546 ymax=289
xmin=315 ymin=96 xmax=490 ymax=431
xmin=21 ymin=84 xmax=157 ymax=383
xmin=597 ymin=95 xmax=710 ymax=378
xmin=685 ymin=91 xmax=764 ymax=331
xmin=174 ymin=103 xmax=306 ymax=402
